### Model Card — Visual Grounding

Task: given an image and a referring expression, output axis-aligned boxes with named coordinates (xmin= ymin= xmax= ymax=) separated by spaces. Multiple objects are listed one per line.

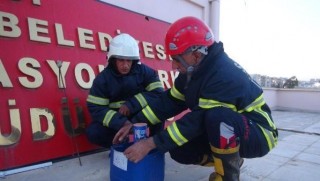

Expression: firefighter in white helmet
xmin=113 ymin=17 xmax=278 ymax=181
xmin=86 ymin=33 xmax=164 ymax=148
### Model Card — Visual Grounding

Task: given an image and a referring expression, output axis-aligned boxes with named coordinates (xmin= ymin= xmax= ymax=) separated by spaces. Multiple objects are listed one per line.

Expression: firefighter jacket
xmin=131 ymin=42 xmax=277 ymax=153
xmin=87 ymin=63 xmax=164 ymax=130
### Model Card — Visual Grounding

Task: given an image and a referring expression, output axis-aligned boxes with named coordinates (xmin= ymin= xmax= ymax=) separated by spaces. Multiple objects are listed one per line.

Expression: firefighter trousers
xmin=169 ymin=107 xmax=277 ymax=165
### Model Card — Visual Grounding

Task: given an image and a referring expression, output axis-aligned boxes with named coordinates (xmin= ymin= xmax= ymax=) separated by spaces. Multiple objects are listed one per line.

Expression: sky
xmin=219 ymin=0 xmax=320 ymax=81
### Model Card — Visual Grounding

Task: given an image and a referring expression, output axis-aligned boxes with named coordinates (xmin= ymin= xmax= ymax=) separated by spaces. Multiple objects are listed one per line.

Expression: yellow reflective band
xmin=145 ymin=81 xmax=163 ymax=91
xmin=103 ymin=110 xmax=117 ymax=127
xmin=255 ymin=107 xmax=277 ymax=130
xmin=213 ymin=157 xmax=224 ymax=179
xmin=109 ymin=101 xmax=125 ymax=109
xmin=87 ymin=95 xmax=109 ymax=106
xmin=142 ymin=105 xmax=161 ymax=125
xmin=238 ymin=94 xmax=266 ymax=113
xmin=135 ymin=93 xmax=147 ymax=108
xmin=167 ymin=122 xmax=188 ymax=146
xmin=257 ymin=124 xmax=277 ymax=150
xmin=170 ymin=85 xmax=185 ymax=101
xmin=210 ymin=145 xmax=240 ymax=154
xmin=199 ymin=98 xmax=237 ymax=111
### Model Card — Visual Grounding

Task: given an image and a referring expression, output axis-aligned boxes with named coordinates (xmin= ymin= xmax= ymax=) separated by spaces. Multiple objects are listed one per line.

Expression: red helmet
xmin=165 ymin=16 xmax=214 ymax=56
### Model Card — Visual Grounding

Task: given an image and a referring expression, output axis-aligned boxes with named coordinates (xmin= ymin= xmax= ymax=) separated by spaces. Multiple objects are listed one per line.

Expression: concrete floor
xmin=1 ymin=110 xmax=320 ymax=181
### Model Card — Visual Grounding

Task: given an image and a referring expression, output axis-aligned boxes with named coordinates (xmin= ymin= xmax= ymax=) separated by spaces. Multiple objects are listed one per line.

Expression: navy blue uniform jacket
xmin=132 ymin=42 xmax=277 ymax=152
xmin=87 ymin=63 xmax=164 ymax=130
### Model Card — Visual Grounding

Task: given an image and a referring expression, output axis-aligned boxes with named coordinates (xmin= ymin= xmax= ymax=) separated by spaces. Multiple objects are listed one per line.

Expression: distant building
xmin=251 ymin=74 xmax=319 ymax=89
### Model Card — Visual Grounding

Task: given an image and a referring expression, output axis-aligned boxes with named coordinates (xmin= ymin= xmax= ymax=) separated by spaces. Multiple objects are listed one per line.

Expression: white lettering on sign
xmin=55 ymin=23 xmax=75 ymax=47
xmin=78 ymin=27 xmax=96 ymax=49
xmin=156 ymin=44 xmax=166 ymax=60
xmin=0 ymin=11 xmax=21 ymax=38
xmin=0 ymin=59 xmax=13 ymax=87
xmin=0 ymin=99 xmax=21 ymax=146
xmin=142 ymin=41 xmax=155 ymax=59
xmin=47 ymin=60 xmax=70 ymax=88
xmin=98 ymin=32 xmax=112 ymax=51
xmin=0 ymin=10 xmax=169 ymax=61
xmin=33 ymin=0 xmax=41 ymax=6
xmin=75 ymin=63 xmax=96 ymax=89
xmin=158 ymin=70 xmax=179 ymax=89
xmin=28 ymin=17 xmax=51 ymax=43
xmin=0 ymin=59 xmax=176 ymax=90
xmin=18 ymin=57 xmax=43 ymax=88
xmin=30 ymin=108 xmax=55 ymax=141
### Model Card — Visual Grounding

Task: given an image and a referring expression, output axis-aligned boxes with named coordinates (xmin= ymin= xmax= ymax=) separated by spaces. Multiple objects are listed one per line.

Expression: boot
xmin=210 ymin=146 xmax=241 ymax=181
xmin=200 ymin=153 xmax=215 ymax=167
xmin=209 ymin=158 xmax=244 ymax=181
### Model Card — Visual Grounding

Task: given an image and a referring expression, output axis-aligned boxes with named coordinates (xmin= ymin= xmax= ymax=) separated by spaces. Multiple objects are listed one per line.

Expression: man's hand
xmin=124 ymin=137 xmax=156 ymax=163
xmin=119 ymin=104 xmax=130 ymax=116
xmin=113 ymin=121 xmax=133 ymax=144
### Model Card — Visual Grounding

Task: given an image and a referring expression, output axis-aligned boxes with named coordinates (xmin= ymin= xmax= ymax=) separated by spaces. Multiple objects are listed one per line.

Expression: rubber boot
xmin=209 ymin=146 xmax=241 ymax=181
xmin=200 ymin=153 xmax=215 ymax=167
xmin=209 ymin=158 xmax=244 ymax=181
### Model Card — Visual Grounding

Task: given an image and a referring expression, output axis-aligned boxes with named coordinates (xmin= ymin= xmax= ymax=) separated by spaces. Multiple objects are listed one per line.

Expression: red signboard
xmin=0 ymin=0 xmax=175 ymax=170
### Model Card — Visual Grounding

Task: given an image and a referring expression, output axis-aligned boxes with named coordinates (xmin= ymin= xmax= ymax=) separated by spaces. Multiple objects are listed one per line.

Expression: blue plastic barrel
xmin=110 ymin=143 xmax=165 ymax=181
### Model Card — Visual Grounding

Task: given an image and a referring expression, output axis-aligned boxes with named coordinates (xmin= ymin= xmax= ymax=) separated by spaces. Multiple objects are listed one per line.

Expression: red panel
xmin=0 ymin=0 xmax=174 ymax=170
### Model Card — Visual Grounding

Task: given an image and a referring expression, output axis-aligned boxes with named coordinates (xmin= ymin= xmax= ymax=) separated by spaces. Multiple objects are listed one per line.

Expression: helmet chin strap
xmin=174 ymin=46 xmax=208 ymax=88
xmin=175 ymin=55 xmax=198 ymax=89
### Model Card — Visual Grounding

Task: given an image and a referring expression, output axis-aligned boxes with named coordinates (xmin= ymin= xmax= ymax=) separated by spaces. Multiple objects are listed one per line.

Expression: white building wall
xmin=263 ymin=88 xmax=278 ymax=110
xmin=99 ymin=0 xmax=220 ymax=40
xmin=99 ymin=0 xmax=207 ymax=23
xmin=263 ymin=88 xmax=320 ymax=113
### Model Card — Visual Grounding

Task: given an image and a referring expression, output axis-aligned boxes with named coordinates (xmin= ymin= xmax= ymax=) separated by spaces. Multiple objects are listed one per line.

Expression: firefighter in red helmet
xmin=114 ymin=17 xmax=278 ymax=181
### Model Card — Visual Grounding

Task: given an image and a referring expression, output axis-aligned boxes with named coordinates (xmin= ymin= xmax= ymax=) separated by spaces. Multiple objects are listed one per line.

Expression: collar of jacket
xmin=107 ymin=62 xmax=140 ymax=77
xmin=191 ymin=41 xmax=224 ymax=79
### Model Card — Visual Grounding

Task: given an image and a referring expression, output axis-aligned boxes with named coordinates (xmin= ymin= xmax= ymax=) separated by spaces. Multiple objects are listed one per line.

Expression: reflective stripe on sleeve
xmin=255 ymin=106 xmax=277 ymax=130
xmin=103 ymin=110 xmax=117 ymax=127
xmin=167 ymin=122 xmax=188 ymax=146
xmin=199 ymin=98 xmax=237 ymax=111
xmin=109 ymin=101 xmax=125 ymax=109
xmin=135 ymin=93 xmax=148 ymax=108
xmin=238 ymin=94 xmax=265 ymax=113
xmin=142 ymin=105 xmax=161 ymax=125
xmin=145 ymin=81 xmax=163 ymax=91
xmin=170 ymin=85 xmax=185 ymax=101
xmin=257 ymin=124 xmax=277 ymax=150
xmin=87 ymin=95 xmax=109 ymax=106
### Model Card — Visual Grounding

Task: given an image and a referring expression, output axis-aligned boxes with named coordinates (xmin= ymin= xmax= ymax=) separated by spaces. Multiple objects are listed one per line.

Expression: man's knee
xmin=204 ymin=107 xmax=236 ymax=126
xmin=169 ymin=150 xmax=185 ymax=164
xmin=204 ymin=108 xmax=240 ymax=149
xmin=85 ymin=122 xmax=114 ymax=148
xmin=168 ymin=136 xmax=211 ymax=165
xmin=169 ymin=149 xmax=199 ymax=164
xmin=85 ymin=124 xmax=101 ymax=144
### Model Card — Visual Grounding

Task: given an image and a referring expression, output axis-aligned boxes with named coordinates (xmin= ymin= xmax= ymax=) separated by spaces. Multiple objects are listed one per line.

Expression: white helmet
xmin=107 ymin=33 xmax=140 ymax=61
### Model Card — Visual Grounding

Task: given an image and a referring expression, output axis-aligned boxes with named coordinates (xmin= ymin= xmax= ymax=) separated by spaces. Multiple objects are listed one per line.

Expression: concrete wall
xmin=263 ymin=88 xmax=320 ymax=113
xmin=99 ymin=0 xmax=209 ymax=23
xmin=98 ymin=0 xmax=221 ymax=41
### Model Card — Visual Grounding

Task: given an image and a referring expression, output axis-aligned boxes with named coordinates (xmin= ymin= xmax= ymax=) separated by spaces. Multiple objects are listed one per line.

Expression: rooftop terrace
xmin=2 ymin=110 xmax=320 ymax=181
